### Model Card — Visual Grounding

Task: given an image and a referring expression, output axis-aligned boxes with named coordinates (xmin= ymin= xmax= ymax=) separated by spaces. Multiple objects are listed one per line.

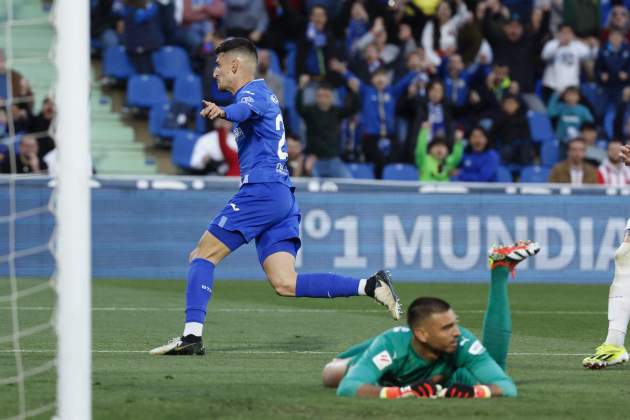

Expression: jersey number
xmin=275 ymin=114 xmax=288 ymax=161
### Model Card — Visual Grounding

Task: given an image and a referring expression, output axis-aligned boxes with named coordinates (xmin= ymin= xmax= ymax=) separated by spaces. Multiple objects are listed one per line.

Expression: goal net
xmin=0 ymin=0 xmax=91 ymax=419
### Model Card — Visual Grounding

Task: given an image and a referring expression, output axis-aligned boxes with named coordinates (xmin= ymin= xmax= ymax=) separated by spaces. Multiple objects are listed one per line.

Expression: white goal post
xmin=55 ymin=0 xmax=91 ymax=418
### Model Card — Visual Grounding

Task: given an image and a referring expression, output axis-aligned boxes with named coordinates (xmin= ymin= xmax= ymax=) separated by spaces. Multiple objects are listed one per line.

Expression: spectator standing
xmin=548 ymin=137 xmax=598 ymax=185
xmin=421 ymin=0 xmax=472 ymax=67
xmin=296 ymin=5 xmax=341 ymax=84
xmin=600 ymin=4 xmax=630 ymax=44
xmin=541 ymin=24 xmax=598 ymax=99
xmin=180 ymin=0 xmax=226 ymax=53
xmin=595 ymin=28 xmax=630 ymax=109
xmin=296 ymin=75 xmax=359 ymax=178
xmin=597 ymin=139 xmax=630 ymax=185
xmin=331 ymin=60 xmax=418 ymax=178
xmin=415 ymin=121 xmax=464 ymax=182
xmin=480 ymin=2 xmax=550 ymax=111
xmin=454 ymin=126 xmax=499 ymax=182
xmin=224 ymin=0 xmax=268 ymax=43
xmin=115 ymin=0 xmax=165 ymax=74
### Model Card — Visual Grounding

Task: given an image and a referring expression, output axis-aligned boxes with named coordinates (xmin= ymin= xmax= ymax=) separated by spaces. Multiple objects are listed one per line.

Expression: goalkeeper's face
xmin=413 ymin=309 xmax=461 ymax=354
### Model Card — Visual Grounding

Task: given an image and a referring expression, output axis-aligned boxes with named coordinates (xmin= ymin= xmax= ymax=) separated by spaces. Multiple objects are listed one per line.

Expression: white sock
xmin=605 ymin=242 xmax=630 ymax=347
xmin=358 ymin=278 xmax=367 ymax=296
xmin=183 ymin=322 xmax=203 ymax=337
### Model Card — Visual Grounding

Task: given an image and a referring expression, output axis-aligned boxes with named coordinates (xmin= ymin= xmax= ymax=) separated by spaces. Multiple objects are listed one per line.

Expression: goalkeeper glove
xmin=379 ymin=381 xmax=441 ymax=399
xmin=440 ymin=384 xmax=492 ymax=399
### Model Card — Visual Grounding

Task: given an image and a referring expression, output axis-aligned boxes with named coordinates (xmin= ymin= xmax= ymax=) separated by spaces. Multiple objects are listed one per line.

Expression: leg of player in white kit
xmin=583 ymin=218 xmax=630 ymax=369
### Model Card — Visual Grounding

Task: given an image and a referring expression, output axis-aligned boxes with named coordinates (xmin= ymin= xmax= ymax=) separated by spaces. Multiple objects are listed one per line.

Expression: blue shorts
xmin=208 ymin=182 xmax=302 ymax=264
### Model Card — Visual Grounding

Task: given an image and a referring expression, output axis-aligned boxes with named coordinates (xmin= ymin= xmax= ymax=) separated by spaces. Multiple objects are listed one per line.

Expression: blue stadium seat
xmin=496 ymin=166 xmax=513 ymax=182
xmin=172 ymin=130 xmax=198 ymax=170
xmin=540 ymin=140 xmax=560 ymax=167
xmin=346 ymin=163 xmax=375 ymax=179
xmin=520 ymin=165 xmax=550 ymax=183
xmin=527 ymin=111 xmax=555 ymax=143
xmin=127 ymin=75 xmax=168 ymax=109
xmin=604 ymin=106 xmax=615 ymax=139
xmin=152 ymin=46 xmax=191 ymax=81
xmin=103 ymin=46 xmax=135 ymax=80
xmin=580 ymin=82 xmax=607 ymax=118
xmin=148 ymin=103 xmax=179 ymax=140
xmin=382 ymin=163 xmax=418 ymax=181
xmin=173 ymin=73 xmax=202 ymax=109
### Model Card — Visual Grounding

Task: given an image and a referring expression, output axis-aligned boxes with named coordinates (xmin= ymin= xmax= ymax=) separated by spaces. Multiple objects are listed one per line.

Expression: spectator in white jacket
xmin=541 ymin=24 xmax=598 ymax=100
xmin=597 ymin=139 xmax=630 ymax=185
xmin=422 ymin=0 xmax=472 ymax=67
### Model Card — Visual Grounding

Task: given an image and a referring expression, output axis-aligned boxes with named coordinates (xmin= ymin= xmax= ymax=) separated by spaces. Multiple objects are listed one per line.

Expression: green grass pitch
xmin=1 ymin=279 xmax=630 ymax=419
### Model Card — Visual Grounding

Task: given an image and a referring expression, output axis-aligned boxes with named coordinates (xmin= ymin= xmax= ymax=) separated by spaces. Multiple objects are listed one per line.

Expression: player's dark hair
xmin=215 ymin=37 xmax=258 ymax=62
xmin=407 ymin=297 xmax=451 ymax=328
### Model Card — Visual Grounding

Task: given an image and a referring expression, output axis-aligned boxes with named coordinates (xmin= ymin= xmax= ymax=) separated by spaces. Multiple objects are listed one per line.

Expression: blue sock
xmin=295 ymin=273 xmax=361 ymax=298
xmin=185 ymin=258 xmax=215 ymax=323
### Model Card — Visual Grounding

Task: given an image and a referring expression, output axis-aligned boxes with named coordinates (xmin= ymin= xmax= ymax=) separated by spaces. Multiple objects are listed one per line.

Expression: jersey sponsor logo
xmin=468 ymin=340 xmax=486 ymax=355
xmin=240 ymin=96 xmax=255 ymax=105
xmin=233 ymin=127 xmax=244 ymax=140
xmin=276 ymin=163 xmax=288 ymax=175
xmin=201 ymin=285 xmax=212 ymax=293
xmin=270 ymin=94 xmax=279 ymax=104
xmin=372 ymin=350 xmax=393 ymax=371
xmin=229 ymin=203 xmax=240 ymax=212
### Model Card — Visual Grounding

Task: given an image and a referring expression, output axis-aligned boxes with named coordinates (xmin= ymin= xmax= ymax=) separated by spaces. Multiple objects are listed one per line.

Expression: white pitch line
xmin=0 ymin=349 xmax=591 ymax=356
xmin=0 ymin=306 xmax=607 ymax=315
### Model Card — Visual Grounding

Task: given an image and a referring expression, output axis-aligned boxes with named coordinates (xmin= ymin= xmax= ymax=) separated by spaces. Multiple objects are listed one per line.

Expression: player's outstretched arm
xmin=200 ymin=99 xmax=255 ymax=123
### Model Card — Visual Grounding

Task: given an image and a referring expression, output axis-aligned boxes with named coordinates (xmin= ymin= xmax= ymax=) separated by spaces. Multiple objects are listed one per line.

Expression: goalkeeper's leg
xmin=583 ymin=219 xmax=630 ymax=369
xmin=483 ymin=241 xmax=540 ymax=368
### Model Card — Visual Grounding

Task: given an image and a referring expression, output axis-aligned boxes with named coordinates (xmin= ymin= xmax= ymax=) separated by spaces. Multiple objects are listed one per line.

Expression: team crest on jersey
xmin=270 ymin=94 xmax=279 ymax=104
xmin=468 ymin=340 xmax=486 ymax=355
xmin=372 ymin=350 xmax=393 ymax=371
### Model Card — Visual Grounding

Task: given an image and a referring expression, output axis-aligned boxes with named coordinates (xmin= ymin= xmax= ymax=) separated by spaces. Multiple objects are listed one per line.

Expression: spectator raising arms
xmin=422 ymin=0 xmax=471 ymax=67
xmin=541 ymin=23 xmax=598 ymax=99
xmin=416 ymin=121 xmax=463 ymax=182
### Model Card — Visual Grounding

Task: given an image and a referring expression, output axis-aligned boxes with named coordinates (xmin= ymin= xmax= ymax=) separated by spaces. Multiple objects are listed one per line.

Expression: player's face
xmin=213 ymin=53 xmax=232 ymax=91
xmin=415 ymin=309 xmax=461 ymax=354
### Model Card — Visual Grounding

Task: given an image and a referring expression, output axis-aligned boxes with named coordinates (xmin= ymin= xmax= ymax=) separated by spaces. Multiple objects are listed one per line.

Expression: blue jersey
xmin=224 ymin=79 xmax=292 ymax=187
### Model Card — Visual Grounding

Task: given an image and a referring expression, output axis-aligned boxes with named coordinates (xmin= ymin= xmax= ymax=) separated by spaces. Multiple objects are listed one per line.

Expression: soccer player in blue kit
xmin=150 ymin=38 xmax=401 ymax=356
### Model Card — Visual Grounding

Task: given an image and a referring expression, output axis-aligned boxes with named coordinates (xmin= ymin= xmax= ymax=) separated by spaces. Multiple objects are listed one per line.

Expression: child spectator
xmin=296 ymin=76 xmax=359 ymax=178
xmin=421 ymin=0 xmax=471 ymax=67
xmin=330 ymin=59 xmax=418 ymax=178
xmin=491 ymin=94 xmax=534 ymax=166
xmin=548 ymin=87 xmax=594 ymax=143
xmin=416 ymin=121 xmax=464 ymax=182
xmin=541 ymin=24 xmax=598 ymax=99
xmin=597 ymin=139 xmax=630 ymax=185
xmin=595 ymin=28 xmax=630 ymax=109
xmin=581 ymin=122 xmax=606 ymax=166
xmin=548 ymin=137 xmax=598 ymax=185
xmin=454 ymin=126 xmax=499 ymax=182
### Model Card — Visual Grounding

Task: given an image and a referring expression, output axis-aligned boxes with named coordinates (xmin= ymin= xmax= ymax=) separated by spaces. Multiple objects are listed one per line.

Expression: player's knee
xmin=269 ymin=274 xmax=296 ymax=297
xmin=322 ymin=363 xmax=343 ymax=388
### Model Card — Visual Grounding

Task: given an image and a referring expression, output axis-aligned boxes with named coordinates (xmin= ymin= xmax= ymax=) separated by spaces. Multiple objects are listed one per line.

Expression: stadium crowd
xmin=0 ymin=46 xmax=55 ymax=175
xmin=86 ymin=0 xmax=630 ymax=185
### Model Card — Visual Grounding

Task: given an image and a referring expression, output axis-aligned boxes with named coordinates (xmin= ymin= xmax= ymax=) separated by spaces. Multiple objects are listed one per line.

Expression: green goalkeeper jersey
xmin=336 ymin=326 xmax=516 ymax=397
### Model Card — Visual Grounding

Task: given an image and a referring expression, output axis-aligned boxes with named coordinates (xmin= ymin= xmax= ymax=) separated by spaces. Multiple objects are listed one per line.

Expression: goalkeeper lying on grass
xmin=322 ymin=241 xmax=540 ymax=399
